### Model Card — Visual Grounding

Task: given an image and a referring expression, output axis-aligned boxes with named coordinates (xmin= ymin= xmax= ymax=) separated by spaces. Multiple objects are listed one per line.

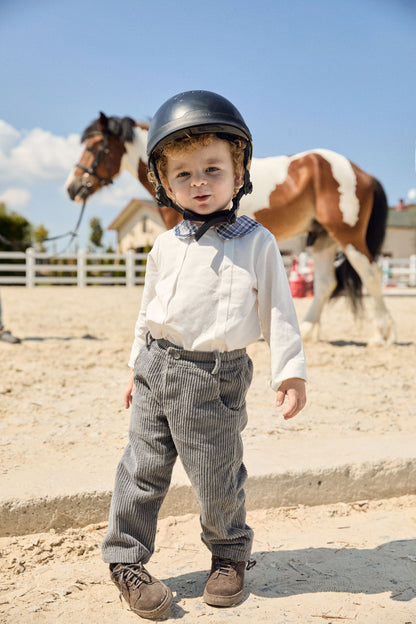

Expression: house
xmin=382 ymin=205 xmax=416 ymax=258
xmin=107 ymin=199 xmax=164 ymax=252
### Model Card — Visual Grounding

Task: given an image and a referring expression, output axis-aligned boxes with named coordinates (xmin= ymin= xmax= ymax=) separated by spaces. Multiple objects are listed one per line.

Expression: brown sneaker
xmin=110 ymin=562 xmax=173 ymax=620
xmin=203 ymin=557 xmax=256 ymax=607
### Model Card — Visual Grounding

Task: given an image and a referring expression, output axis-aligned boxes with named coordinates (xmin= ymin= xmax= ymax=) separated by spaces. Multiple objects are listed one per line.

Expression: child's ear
xmin=234 ymin=171 xmax=243 ymax=189
xmin=165 ymin=184 xmax=175 ymax=201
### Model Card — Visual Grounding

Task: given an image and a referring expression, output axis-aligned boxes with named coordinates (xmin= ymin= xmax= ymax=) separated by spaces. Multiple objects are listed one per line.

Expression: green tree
xmin=33 ymin=224 xmax=49 ymax=252
xmin=89 ymin=217 xmax=104 ymax=249
xmin=0 ymin=203 xmax=32 ymax=251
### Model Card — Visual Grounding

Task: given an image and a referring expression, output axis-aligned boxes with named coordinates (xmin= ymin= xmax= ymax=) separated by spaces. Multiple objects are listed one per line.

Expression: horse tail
xmin=331 ymin=178 xmax=388 ymax=312
xmin=366 ymin=178 xmax=389 ymax=257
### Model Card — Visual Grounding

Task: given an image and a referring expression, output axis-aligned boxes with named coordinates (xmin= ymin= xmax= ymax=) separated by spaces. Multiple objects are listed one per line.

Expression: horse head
xmin=66 ymin=112 xmax=136 ymax=202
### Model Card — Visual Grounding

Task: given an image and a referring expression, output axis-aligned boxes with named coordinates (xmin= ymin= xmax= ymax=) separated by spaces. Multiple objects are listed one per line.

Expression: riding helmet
xmin=147 ymin=90 xmax=252 ymax=162
xmin=147 ymin=91 xmax=253 ymax=238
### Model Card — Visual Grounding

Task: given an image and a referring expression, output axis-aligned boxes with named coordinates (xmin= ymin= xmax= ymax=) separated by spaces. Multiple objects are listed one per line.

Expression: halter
xmin=75 ymin=130 xmax=114 ymax=197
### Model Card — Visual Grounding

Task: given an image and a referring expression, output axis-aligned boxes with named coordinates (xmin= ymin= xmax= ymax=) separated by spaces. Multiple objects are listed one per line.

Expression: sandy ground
xmin=1 ymin=288 xmax=415 ymax=481
xmin=1 ymin=496 xmax=415 ymax=624
xmin=0 ymin=287 xmax=416 ymax=622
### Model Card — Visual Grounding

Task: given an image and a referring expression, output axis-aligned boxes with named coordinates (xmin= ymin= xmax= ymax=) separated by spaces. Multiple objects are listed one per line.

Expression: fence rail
xmin=0 ymin=249 xmax=148 ymax=287
xmin=0 ymin=249 xmax=415 ymax=290
xmin=380 ymin=255 xmax=416 ymax=288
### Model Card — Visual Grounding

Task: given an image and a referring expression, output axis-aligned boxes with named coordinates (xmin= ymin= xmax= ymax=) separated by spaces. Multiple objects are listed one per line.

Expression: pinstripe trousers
xmin=102 ymin=336 xmax=254 ymax=565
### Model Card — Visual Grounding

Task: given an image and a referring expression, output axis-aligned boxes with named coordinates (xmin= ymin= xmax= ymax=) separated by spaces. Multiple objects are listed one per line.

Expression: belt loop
xmin=211 ymin=351 xmax=221 ymax=375
xmin=145 ymin=332 xmax=154 ymax=350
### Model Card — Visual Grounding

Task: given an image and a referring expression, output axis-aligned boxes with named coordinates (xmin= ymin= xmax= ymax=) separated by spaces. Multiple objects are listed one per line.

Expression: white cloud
xmin=0 ymin=120 xmax=81 ymax=184
xmin=0 ymin=121 xmax=151 ymax=221
xmin=0 ymin=187 xmax=31 ymax=208
xmin=0 ymin=120 xmax=21 ymax=152
xmin=407 ymin=188 xmax=416 ymax=201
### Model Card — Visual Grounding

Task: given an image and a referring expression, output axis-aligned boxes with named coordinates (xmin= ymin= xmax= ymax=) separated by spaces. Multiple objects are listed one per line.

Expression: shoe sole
xmin=203 ymin=588 xmax=244 ymax=607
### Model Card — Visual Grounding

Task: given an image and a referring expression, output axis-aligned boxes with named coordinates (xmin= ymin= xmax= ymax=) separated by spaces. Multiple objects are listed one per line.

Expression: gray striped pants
xmin=101 ymin=336 xmax=254 ymax=564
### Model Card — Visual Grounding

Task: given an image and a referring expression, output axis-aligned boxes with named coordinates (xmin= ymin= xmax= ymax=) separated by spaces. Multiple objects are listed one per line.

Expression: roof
xmin=387 ymin=206 xmax=416 ymax=229
xmin=107 ymin=198 xmax=161 ymax=231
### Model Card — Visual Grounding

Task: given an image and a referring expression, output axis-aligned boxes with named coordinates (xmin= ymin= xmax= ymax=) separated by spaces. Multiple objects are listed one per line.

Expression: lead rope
xmin=0 ymin=199 xmax=87 ymax=255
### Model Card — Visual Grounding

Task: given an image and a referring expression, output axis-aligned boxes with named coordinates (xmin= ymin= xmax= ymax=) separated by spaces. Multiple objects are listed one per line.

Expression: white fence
xmin=0 ymin=249 xmax=416 ymax=290
xmin=0 ymin=249 xmax=148 ymax=287
xmin=380 ymin=255 xmax=416 ymax=288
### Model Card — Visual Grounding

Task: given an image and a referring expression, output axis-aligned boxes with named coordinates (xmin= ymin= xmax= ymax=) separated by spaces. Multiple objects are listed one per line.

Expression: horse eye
xmin=87 ymin=146 xmax=95 ymax=153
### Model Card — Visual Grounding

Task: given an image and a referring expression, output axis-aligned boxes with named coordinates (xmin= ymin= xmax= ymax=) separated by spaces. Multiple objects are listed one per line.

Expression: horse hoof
xmin=368 ymin=322 xmax=397 ymax=347
xmin=300 ymin=321 xmax=320 ymax=342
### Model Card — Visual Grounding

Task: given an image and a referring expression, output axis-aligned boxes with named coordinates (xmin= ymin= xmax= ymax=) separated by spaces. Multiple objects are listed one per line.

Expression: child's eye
xmin=206 ymin=166 xmax=219 ymax=173
xmin=177 ymin=171 xmax=189 ymax=178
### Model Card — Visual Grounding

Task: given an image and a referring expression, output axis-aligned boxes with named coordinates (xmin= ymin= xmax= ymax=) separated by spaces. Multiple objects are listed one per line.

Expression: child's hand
xmin=123 ymin=372 xmax=135 ymax=409
xmin=276 ymin=378 xmax=306 ymax=420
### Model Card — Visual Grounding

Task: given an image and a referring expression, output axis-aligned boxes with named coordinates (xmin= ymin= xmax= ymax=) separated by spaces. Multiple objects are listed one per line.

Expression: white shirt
xmin=128 ymin=219 xmax=306 ymax=390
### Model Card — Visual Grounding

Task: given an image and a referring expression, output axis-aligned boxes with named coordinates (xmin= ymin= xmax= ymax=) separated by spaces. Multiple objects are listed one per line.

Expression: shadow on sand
xmin=21 ymin=334 xmax=104 ymax=342
xmin=162 ymin=539 xmax=416 ymax=619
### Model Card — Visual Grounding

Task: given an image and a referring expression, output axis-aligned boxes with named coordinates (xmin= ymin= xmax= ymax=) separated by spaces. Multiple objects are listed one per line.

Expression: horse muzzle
xmin=67 ymin=176 xmax=93 ymax=202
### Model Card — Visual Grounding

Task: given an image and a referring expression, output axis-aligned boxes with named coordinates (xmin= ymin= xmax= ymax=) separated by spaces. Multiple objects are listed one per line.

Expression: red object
xmin=305 ymin=258 xmax=314 ymax=297
xmin=289 ymin=257 xmax=307 ymax=298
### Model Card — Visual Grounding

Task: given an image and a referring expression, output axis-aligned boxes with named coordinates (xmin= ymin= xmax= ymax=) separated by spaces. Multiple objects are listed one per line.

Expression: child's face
xmin=165 ymin=138 xmax=239 ymax=218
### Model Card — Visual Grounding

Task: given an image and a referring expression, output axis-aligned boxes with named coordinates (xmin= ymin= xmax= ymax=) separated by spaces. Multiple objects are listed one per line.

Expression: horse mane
xmin=81 ymin=120 xmax=100 ymax=142
xmin=81 ymin=115 xmax=137 ymax=143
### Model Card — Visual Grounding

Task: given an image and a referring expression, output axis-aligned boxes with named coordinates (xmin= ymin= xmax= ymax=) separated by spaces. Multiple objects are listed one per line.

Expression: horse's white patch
xmin=65 ymin=168 xmax=75 ymax=189
xmin=312 ymin=149 xmax=359 ymax=227
xmin=345 ymin=244 xmax=396 ymax=344
xmin=241 ymin=149 xmax=359 ymax=227
xmin=239 ymin=155 xmax=291 ymax=218
xmin=121 ymin=126 xmax=149 ymax=176
xmin=65 ymin=147 xmax=85 ymax=189
xmin=344 ymin=244 xmax=382 ymax=295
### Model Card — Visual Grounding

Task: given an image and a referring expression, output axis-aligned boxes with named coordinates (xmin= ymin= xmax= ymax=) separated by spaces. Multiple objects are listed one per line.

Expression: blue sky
xmin=0 ymin=0 xmax=415 ymax=250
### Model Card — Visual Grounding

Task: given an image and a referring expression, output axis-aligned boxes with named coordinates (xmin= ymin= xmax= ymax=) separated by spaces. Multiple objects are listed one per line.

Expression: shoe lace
xmin=215 ymin=559 xmax=235 ymax=576
xmin=117 ymin=562 xmax=152 ymax=593
xmin=214 ymin=558 xmax=257 ymax=576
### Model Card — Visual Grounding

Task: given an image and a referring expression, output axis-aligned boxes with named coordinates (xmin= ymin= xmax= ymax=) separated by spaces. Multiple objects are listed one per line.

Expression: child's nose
xmin=191 ymin=171 xmax=207 ymax=186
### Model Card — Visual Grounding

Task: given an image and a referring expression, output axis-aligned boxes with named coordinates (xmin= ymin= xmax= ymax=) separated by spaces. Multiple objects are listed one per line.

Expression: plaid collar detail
xmin=174 ymin=215 xmax=260 ymax=240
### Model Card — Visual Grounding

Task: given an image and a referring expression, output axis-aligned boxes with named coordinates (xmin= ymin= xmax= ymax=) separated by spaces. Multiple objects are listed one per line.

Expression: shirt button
xmin=171 ymin=350 xmax=180 ymax=360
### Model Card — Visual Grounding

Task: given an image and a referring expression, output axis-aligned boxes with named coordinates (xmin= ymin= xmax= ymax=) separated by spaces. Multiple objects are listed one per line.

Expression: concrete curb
xmin=3 ymin=456 xmax=416 ymax=537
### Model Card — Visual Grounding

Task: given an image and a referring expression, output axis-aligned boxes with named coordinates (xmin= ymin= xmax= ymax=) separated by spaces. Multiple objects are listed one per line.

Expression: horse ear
xmin=98 ymin=112 xmax=109 ymax=131
xmin=120 ymin=117 xmax=135 ymax=143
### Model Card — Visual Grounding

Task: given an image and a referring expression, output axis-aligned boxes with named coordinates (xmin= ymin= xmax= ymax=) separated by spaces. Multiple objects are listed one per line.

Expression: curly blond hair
xmin=148 ymin=133 xmax=247 ymax=198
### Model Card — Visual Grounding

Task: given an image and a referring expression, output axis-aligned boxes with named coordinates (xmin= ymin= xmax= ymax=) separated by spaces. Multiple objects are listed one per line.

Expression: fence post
xmin=26 ymin=247 xmax=35 ymax=287
xmin=410 ymin=255 xmax=416 ymax=287
xmin=77 ymin=249 xmax=86 ymax=287
xmin=381 ymin=257 xmax=391 ymax=287
xmin=126 ymin=249 xmax=135 ymax=287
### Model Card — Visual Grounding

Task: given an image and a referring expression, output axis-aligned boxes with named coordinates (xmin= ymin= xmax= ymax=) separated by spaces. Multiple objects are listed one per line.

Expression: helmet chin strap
xmin=156 ymin=187 xmax=240 ymax=242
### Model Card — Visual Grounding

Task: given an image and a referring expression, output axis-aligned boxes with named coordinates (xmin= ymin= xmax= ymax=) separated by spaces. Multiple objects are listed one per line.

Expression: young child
xmin=101 ymin=90 xmax=307 ymax=620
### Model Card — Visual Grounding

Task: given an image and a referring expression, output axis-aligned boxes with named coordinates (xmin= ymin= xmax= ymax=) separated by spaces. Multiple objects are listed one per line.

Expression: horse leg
xmin=343 ymin=244 xmax=396 ymax=345
xmin=300 ymin=238 xmax=338 ymax=341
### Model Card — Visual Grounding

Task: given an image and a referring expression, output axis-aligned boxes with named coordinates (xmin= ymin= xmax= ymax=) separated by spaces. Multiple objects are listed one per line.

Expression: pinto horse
xmin=66 ymin=113 xmax=396 ymax=345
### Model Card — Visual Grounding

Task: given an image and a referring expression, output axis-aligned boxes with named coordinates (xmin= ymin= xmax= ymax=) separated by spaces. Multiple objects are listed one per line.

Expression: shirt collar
xmin=174 ymin=215 xmax=260 ymax=240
